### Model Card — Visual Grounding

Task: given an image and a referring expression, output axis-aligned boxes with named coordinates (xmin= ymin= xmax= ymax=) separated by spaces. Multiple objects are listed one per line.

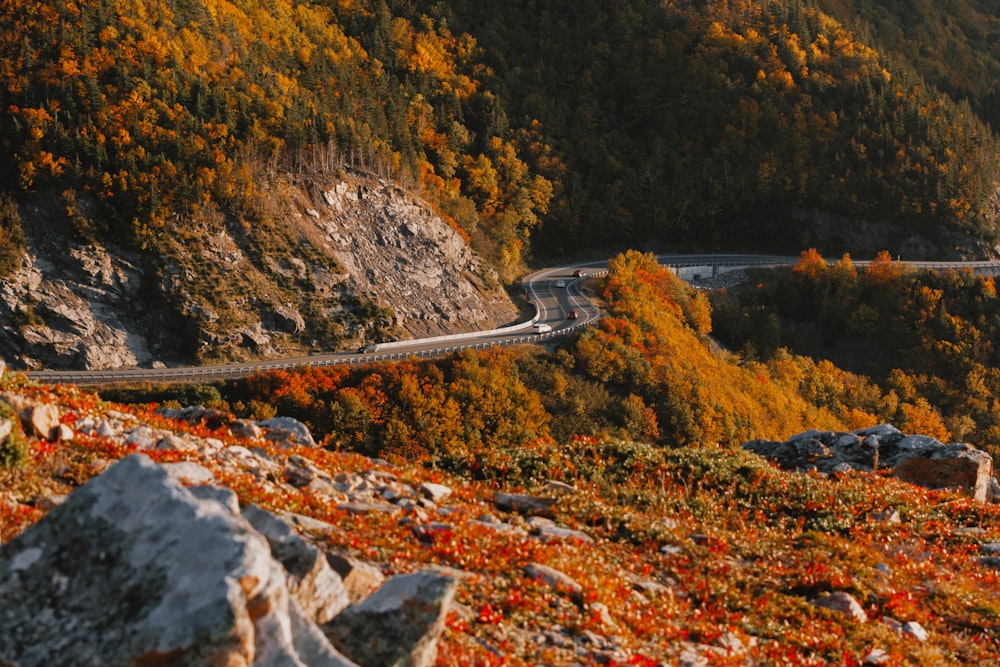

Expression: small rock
xmin=714 ymin=631 xmax=752 ymax=654
xmin=411 ymin=522 xmax=454 ymax=544
xmin=286 ymin=456 xmax=321 ymax=487
xmin=419 ymin=482 xmax=452 ymax=503
xmin=381 ymin=487 xmax=406 ymax=503
xmin=326 ymin=553 xmax=386 ymax=604
xmin=470 ymin=515 xmax=526 ymax=536
xmin=35 ymin=494 xmax=69 ymax=510
xmin=124 ymin=426 xmax=156 ymax=450
xmin=588 ymin=602 xmax=617 ymax=630
xmin=26 ymin=403 xmax=61 ymax=440
xmin=95 ymin=420 xmax=117 ymax=438
xmin=988 ymin=477 xmax=1000 ymax=503
xmin=543 ymin=480 xmax=577 ymax=496
xmin=230 ymin=419 xmax=264 ymax=440
xmin=853 ymin=424 xmax=903 ymax=440
xmin=624 ymin=573 xmax=672 ymax=596
xmin=810 ymin=592 xmax=867 ymax=623
xmin=282 ymin=511 xmax=341 ymax=536
xmin=156 ymin=434 xmax=198 ymax=452
xmin=337 ymin=500 xmax=400 ymax=515
xmin=524 ymin=563 xmax=583 ymax=606
xmin=902 ymin=621 xmax=929 ymax=642
xmin=893 ymin=445 xmax=993 ymax=502
xmin=242 ymin=505 xmax=351 ymax=624
xmin=494 ymin=492 xmax=558 ymax=514
xmin=528 ymin=517 xmax=594 ymax=543
xmin=157 ymin=405 xmax=232 ymax=430
xmin=872 ymin=508 xmax=901 ymax=524
xmin=863 ymin=648 xmax=890 ymax=665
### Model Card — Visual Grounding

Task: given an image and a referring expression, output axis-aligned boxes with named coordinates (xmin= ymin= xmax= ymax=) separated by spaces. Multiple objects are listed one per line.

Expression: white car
xmin=532 ymin=323 xmax=552 ymax=333
xmin=555 ymin=280 xmax=566 ymax=288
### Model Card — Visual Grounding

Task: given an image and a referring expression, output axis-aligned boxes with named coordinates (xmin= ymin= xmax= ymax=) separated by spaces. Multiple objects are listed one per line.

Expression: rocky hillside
xmin=3 ymin=365 xmax=1000 ymax=665
xmin=0 ymin=171 xmax=517 ymax=371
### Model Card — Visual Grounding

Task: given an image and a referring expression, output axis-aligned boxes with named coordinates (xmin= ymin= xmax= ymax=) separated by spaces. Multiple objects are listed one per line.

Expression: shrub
xmin=0 ymin=399 xmax=28 ymax=469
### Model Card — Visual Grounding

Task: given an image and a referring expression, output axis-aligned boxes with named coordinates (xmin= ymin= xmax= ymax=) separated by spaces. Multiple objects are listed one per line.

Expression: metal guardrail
xmin=26 ymin=320 xmax=604 ymax=385
xmin=26 ymin=272 xmax=603 ymax=385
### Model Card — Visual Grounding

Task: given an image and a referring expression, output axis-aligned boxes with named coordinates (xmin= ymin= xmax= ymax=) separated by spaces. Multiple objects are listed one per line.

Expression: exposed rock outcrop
xmin=310 ymin=175 xmax=518 ymax=338
xmin=743 ymin=424 xmax=995 ymax=501
xmin=0 ymin=172 xmax=518 ymax=370
xmin=0 ymin=452 xmax=466 ymax=667
xmin=0 ymin=236 xmax=154 ymax=370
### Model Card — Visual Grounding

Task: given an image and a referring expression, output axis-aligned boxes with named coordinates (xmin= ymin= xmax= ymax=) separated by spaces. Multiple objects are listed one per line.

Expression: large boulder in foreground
xmin=0 ymin=454 xmax=357 ymax=667
xmin=744 ymin=425 xmax=994 ymax=502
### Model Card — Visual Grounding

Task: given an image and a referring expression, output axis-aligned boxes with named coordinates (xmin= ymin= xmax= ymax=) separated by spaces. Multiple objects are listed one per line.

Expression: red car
xmin=566 ymin=310 xmax=579 ymax=319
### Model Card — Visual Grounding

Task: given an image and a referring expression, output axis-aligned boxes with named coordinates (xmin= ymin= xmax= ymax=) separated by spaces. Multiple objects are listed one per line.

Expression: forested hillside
xmin=711 ymin=249 xmax=1000 ymax=459
xmin=2 ymin=0 xmax=999 ymax=290
xmin=813 ymin=0 xmax=1000 ymax=130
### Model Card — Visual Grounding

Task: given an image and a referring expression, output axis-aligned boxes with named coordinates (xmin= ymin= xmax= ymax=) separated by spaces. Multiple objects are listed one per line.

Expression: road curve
xmin=24 ymin=253 xmax=1000 ymax=384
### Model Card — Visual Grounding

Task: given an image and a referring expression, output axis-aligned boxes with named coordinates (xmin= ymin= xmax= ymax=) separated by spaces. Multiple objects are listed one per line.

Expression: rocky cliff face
xmin=298 ymin=175 xmax=516 ymax=338
xmin=0 ymin=172 xmax=519 ymax=371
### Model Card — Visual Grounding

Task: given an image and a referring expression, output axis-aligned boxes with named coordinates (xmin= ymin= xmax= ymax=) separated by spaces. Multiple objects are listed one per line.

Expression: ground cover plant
xmin=3 ymin=369 xmax=1000 ymax=665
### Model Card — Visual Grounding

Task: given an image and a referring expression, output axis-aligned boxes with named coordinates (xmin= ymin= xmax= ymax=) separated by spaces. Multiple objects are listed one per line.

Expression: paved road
xmin=24 ymin=253 xmax=1000 ymax=384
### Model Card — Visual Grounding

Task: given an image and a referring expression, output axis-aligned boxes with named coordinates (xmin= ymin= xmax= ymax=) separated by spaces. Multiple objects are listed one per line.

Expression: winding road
xmin=24 ymin=253 xmax=1000 ymax=385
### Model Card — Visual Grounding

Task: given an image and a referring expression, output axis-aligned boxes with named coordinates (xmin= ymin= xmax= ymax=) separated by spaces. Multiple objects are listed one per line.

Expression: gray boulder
xmin=242 ymin=504 xmax=351 ymax=624
xmin=326 ymin=552 xmax=387 ymax=604
xmin=260 ymin=416 xmax=318 ymax=447
xmin=0 ymin=454 xmax=357 ymax=667
xmin=324 ymin=570 xmax=458 ymax=667
xmin=524 ymin=562 xmax=584 ymax=606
